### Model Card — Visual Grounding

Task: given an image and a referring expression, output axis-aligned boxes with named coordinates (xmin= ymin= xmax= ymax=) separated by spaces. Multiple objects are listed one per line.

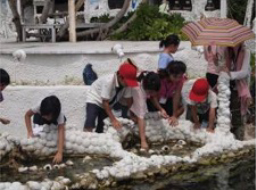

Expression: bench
xmin=22 ymin=24 xmax=64 ymax=42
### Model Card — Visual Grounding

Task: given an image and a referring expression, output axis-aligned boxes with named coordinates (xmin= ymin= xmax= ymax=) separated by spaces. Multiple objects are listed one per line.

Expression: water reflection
xmin=133 ymin=157 xmax=255 ymax=190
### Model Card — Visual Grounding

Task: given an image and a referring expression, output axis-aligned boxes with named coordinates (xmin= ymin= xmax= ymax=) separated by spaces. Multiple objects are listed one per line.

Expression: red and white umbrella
xmin=181 ymin=17 xmax=255 ymax=47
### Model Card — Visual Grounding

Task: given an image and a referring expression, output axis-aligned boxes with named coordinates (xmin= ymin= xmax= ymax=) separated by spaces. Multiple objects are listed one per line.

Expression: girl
xmin=204 ymin=43 xmax=227 ymax=91
xmin=130 ymin=72 xmax=162 ymax=150
xmin=155 ymin=61 xmax=187 ymax=125
xmin=221 ymin=43 xmax=251 ymax=140
xmin=25 ymin=95 xmax=66 ymax=163
xmin=158 ymin=34 xmax=180 ymax=71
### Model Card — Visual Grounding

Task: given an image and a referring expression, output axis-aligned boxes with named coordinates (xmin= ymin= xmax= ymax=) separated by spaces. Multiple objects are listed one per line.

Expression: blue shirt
xmin=158 ymin=53 xmax=174 ymax=69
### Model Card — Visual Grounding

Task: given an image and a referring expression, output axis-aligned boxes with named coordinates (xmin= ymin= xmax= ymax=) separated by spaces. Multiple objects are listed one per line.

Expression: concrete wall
xmin=0 ymin=86 xmax=88 ymax=138
xmin=0 ymin=42 xmax=207 ymax=85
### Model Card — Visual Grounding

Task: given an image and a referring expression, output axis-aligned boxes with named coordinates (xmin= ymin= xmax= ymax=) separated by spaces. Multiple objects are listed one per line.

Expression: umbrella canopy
xmin=181 ymin=17 xmax=255 ymax=47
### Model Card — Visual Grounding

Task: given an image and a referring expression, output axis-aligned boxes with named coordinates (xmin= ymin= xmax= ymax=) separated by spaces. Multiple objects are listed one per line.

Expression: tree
xmin=8 ymin=0 xmax=22 ymax=41
xmin=75 ymin=0 xmax=131 ymax=40
xmin=244 ymin=0 xmax=255 ymax=27
xmin=110 ymin=0 xmax=148 ymax=36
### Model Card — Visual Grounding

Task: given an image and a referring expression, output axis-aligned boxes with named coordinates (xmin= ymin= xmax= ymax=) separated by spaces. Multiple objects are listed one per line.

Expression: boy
xmin=84 ymin=62 xmax=138 ymax=133
xmin=182 ymin=78 xmax=217 ymax=133
xmin=0 ymin=69 xmax=10 ymax=125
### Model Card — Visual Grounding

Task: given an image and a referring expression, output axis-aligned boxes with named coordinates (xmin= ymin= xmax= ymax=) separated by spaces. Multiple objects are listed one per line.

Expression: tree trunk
xmin=40 ymin=0 xmax=54 ymax=24
xmin=68 ymin=0 xmax=76 ymax=42
xmin=57 ymin=0 xmax=84 ymax=39
xmin=243 ymin=0 xmax=254 ymax=27
xmin=8 ymin=0 xmax=22 ymax=41
xmin=76 ymin=0 xmax=131 ymax=40
xmin=110 ymin=0 xmax=148 ymax=36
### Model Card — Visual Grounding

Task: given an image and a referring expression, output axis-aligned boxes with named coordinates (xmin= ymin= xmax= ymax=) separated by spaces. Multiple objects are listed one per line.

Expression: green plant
xmin=110 ymin=4 xmax=188 ymax=41
xmin=227 ymin=0 xmax=255 ymax=25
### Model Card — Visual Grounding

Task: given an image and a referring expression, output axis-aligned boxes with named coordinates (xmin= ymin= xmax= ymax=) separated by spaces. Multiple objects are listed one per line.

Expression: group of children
xmin=0 ymin=34 xmax=252 ymax=163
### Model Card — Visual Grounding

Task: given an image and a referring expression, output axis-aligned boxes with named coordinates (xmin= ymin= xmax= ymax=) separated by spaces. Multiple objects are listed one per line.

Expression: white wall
xmin=0 ymin=86 xmax=88 ymax=138
xmin=0 ymin=43 xmax=208 ymax=85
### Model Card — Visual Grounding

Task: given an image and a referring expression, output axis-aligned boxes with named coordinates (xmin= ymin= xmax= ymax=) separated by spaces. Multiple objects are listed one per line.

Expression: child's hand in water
xmin=0 ymin=118 xmax=10 ymax=125
xmin=193 ymin=123 xmax=201 ymax=130
xmin=53 ymin=152 xmax=63 ymax=164
xmin=111 ymin=119 xmax=122 ymax=131
xmin=168 ymin=116 xmax=178 ymax=126
xmin=159 ymin=109 xmax=169 ymax=119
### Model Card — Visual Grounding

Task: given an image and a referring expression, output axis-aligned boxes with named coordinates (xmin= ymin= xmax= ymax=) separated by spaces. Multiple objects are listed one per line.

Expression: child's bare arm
xmin=207 ymin=108 xmax=216 ymax=133
xmin=151 ymin=97 xmax=168 ymax=118
xmin=190 ymin=105 xmax=200 ymax=129
xmin=137 ymin=117 xmax=148 ymax=150
xmin=53 ymin=124 xmax=65 ymax=163
xmin=102 ymin=100 xmax=122 ymax=130
xmin=172 ymin=85 xmax=182 ymax=117
xmin=25 ymin=109 xmax=34 ymax=138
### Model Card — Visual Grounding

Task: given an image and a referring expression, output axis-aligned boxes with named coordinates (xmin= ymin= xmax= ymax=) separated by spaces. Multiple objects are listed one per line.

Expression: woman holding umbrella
xmin=221 ymin=43 xmax=252 ymax=140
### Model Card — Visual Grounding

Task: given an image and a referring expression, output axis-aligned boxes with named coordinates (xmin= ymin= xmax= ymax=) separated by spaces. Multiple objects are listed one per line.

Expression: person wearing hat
xmin=182 ymin=78 xmax=217 ymax=133
xmin=84 ymin=62 xmax=138 ymax=133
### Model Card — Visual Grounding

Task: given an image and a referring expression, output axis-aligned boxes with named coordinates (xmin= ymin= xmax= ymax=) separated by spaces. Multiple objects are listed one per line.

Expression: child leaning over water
xmin=130 ymin=72 xmax=162 ymax=150
xmin=25 ymin=95 xmax=66 ymax=163
xmin=182 ymin=78 xmax=217 ymax=133
xmin=0 ymin=69 xmax=11 ymax=125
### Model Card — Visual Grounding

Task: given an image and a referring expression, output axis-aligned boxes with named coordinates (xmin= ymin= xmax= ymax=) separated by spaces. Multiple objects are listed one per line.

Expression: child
xmin=84 ymin=62 xmax=138 ymax=133
xmin=159 ymin=61 xmax=187 ymax=125
xmin=130 ymin=72 xmax=161 ymax=150
xmin=183 ymin=78 xmax=217 ymax=133
xmin=0 ymin=69 xmax=10 ymax=125
xmin=25 ymin=95 xmax=65 ymax=163
xmin=204 ymin=44 xmax=227 ymax=91
xmin=158 ymin=34 xmax=180 ymax=71
xmin=148 ymin=61 xmax=187 ymax=126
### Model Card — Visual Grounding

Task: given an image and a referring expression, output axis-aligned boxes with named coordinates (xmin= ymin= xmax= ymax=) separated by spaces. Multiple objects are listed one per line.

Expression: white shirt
xmin=31 ymin=104 xmax=66 ymax=125
xmin=230 ymin=49 xmax=251 ymax=80
xmin=130 ymin=84 xmax=148 ymax=119
xmin=182 ymin=80 xmax=217 ymax=114
xmin=86 ymin=74 xmax=132 ymax=108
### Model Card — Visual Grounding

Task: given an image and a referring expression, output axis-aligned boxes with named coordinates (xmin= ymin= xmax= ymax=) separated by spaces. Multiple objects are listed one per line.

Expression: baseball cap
xmin=118 ymin=62 xmax=138 ymax=87
xmin=189 ymin=78 xmax=209 ymax=102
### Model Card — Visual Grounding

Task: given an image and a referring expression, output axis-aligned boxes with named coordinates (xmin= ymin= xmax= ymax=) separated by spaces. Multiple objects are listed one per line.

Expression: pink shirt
xmin=204 ymin=46 xmax=226 ymax=75
xmin=159 ymin=75 xmax=186 ymax=99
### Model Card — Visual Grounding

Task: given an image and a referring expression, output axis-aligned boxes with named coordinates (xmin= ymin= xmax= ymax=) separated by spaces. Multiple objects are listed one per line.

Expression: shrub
xmin=110 ymin=4 xmax=188 ymax=41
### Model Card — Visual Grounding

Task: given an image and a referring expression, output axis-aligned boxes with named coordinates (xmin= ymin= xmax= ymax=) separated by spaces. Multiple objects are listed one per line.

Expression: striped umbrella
xmin=181 ymin=17 xmax=255 ymax=47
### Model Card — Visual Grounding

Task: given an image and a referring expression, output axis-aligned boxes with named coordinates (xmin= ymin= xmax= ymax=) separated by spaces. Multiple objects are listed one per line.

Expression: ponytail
xmin=137 ymin=71 xmax=161 ymax=92
xmin=159 ymin=39 xmax=165 ymax=48
xmin=159 ymin=34 xmax=180 ymax=49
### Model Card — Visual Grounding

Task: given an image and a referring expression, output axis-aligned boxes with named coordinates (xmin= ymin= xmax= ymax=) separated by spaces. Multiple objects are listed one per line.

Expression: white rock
xmin=66 ymin=160 xmax=74 ymax=166
xmin=27 ymin=181 xmax=41 ymax=190
xmin=18 ymin=167 xmax=28 ymax=173
xmin=29 ymin=166 xmax=38 ymax=172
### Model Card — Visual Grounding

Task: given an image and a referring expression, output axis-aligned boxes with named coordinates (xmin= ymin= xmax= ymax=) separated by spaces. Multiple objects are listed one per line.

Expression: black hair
xmin=228 ymin=44 xmax=243 ymax=63
xmin=159 ymin=34 xmax=180 ymax=48
xmin=137 ymin=71 xmax=161 ymax=92
xmin=0 ymin=69 xmax=10 ymax=86
xmin=40 ymin=95 xmax=61 ymax=122
xmin=166 ymin=60 xmax=186 ymax=76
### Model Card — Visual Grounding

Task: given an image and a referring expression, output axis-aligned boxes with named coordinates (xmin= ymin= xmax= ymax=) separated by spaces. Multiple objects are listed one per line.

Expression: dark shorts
xmin=206 ymin=73 xmax=218 ymax=89
xmin=84 ymin=103 xmax=108 ymax=133
xmin=186 ymin=106 xmax=209 ymax=123
xmin=147 ymin=98 xmax=174 ymax=116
